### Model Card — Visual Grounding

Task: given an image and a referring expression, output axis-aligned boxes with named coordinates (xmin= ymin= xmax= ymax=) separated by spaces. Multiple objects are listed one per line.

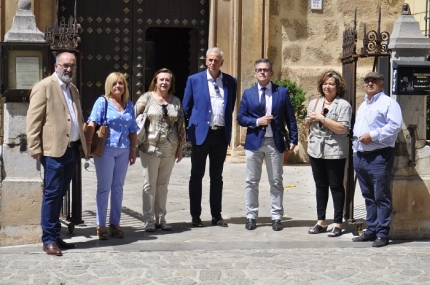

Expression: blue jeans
xmin=353 ymin=147 xmax=394 ymax=239
xmin=40 ymin=146 xmax=80 ymax=244
xmin=94 ymin=146 xmax=130 ymax=226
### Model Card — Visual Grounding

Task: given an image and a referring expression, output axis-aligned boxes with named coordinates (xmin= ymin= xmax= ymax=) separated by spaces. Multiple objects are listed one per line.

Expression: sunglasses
xmin=322 ymin=108 xmax=329 ymax=116
xmin=161 ymin=104 xmax=168 ymax=117
xmin=319 ymin=108 xmax=329 ymax=128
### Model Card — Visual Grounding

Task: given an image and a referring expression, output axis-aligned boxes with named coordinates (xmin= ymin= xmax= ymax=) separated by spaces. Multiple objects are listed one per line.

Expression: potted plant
xmin=272 ymin=78 xmax=307 ymax=164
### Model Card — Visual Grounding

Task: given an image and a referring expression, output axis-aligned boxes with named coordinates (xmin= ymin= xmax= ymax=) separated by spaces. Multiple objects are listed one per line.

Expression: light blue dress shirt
xmin=352 ymin=91 xmax=402 ymax=153
xmin=88 ymin=96 xmax=139 ymax=149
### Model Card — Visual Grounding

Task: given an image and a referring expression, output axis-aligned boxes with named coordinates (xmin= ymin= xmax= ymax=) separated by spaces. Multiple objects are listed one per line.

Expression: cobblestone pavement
xmin=1 ymin=158 xmax=430 ymax=284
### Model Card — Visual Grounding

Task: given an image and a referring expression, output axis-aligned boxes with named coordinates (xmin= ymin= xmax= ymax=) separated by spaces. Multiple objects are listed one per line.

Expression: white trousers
xmin=245 ymin=137 xmax=284 ymax=220
xmin=139 ymin=151 xmax=176 ymax=223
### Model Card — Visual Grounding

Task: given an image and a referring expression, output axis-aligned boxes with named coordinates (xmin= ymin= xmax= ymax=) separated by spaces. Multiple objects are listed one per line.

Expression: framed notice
xmin=0 ymin=42 xmax=50 ymax=102
xmin=311 ymin=0 xmax=323 ymax=10
xmin=16 ymin=57 xmax=40 ymax=89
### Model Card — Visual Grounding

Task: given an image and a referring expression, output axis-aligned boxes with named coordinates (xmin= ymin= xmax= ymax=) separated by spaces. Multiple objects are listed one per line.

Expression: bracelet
xmin=130 ymin=147 xmax=137 ymax=151
xmin=86 ymin=141 xmax=92 ymax=144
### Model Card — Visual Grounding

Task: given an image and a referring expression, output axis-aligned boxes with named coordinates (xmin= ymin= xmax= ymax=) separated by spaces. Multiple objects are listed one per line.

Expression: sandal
xmin=96 ymin=226 xmax=109 ymax=240
xmin=109 ymin=224 xmax=124 ymax=238
xmin=144 ymin=222 xmax=156 ymax=232
xmin=156 ymin=221 xmax=172 ymax=231
xmin=308 ymin=224 xmax=328 ymax=234
xmin=328 ymin=226 xmax=342 ymax=237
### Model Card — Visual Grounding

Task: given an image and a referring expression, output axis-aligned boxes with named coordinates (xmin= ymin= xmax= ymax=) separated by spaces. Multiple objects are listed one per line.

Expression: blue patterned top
xmin=88 ymin=96 xmax=139 ymax=148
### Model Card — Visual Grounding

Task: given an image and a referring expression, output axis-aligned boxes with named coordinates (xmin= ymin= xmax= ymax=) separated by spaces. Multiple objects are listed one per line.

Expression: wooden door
xmin=58 ymin=0 xmax=209 ymax=116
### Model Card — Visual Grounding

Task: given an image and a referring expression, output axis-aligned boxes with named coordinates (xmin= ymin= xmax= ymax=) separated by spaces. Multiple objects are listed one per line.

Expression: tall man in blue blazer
xmin=183 ymin=47 xmax=237 ymax=228
xmin=237 ymin=58 xmax=298 ymax=231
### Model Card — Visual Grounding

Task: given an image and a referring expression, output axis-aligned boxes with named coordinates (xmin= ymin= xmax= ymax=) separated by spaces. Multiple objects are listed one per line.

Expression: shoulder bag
xmin=136 ymin=94 xmax=151 ymax=146
xmin=84 ymin=96 xmax=109 ymax=157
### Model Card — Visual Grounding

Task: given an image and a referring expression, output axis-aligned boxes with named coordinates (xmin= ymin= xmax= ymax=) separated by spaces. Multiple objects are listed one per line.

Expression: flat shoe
xmin=328 ymin=226 xmax=342 ymax=237
xmin=144 ymin=222 xmax=156 ymax=232
xmin=308 ymin=224 xmax=328 ymax=234
xmin=156 ymin=222 xmax=172 ymax=231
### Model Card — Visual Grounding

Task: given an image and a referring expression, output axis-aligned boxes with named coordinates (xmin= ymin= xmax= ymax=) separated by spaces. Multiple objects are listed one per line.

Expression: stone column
xmin=0 ymin=0 xmax=45 ymax=246
xmin=388 ymin=4 xmax=430 ymax=239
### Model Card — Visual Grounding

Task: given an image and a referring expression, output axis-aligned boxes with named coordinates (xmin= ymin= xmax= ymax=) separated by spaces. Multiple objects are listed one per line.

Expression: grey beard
xmin=57 ymin=71 xmax=74 ymax=83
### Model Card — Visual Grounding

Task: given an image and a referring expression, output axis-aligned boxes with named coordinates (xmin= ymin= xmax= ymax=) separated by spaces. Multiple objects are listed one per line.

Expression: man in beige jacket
xmin=26 ymin=52 xmax=87 ymax=256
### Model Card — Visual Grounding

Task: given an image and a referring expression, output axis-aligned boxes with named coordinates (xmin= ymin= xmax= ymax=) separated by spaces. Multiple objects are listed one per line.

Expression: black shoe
xmin=192 ymin=217 xmax=204 ymax=227
xmin=272 ymin=219 xmax=283 ymax=231
xmin=212 ymin=217 xmax=228 ymax=227
xmin=245 ymin=218 xmax=256 ymax=230
xmin=372 ymin=237 xmax=389 ymax=247
xmin=56 ymin=238 xmax=76 ymax=249
xmin=352 ymin=233 xmax=377 ymax=242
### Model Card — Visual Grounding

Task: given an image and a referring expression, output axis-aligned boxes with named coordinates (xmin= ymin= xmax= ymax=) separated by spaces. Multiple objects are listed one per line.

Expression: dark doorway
xmin=58 ymin=0 xmax=209 ymax=115
xmin=145 ymin=27 xmax=194 ymax=101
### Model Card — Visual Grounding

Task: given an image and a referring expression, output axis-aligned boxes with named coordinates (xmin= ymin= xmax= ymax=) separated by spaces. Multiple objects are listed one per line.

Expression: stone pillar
xmin=388 ymin=4 xmax=430 ymax=239
xmin=0 ymin=0 xmax=44 ymax=246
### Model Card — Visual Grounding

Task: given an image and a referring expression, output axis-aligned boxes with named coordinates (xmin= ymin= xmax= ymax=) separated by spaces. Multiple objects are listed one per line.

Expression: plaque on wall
xmin=392 ymin=61 xmax=430 ymax=95
xmin=16 ymin=57 xmax=40 ymax=89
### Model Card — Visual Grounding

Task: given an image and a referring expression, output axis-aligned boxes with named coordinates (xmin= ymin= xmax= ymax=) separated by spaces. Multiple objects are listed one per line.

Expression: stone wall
xmin=267 ymin=0 xmax=406 ymax=163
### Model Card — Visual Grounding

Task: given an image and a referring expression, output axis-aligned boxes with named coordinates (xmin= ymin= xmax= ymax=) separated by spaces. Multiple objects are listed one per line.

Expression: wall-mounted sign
xmin=311 ymin=0 xmax=323 ymax=10
xmin=16 ymin=57 xmax=40 ymax=89
xmin=392 ymin=61 xmax=430 ymax=95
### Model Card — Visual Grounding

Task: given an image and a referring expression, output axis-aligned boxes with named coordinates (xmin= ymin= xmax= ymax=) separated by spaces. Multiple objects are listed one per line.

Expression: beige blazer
xmin=26 ymin=74 xmax=87 ymax=157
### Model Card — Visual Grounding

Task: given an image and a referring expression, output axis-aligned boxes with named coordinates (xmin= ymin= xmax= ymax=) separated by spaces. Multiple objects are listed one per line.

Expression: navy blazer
xmin=237 ymin=83 xmax=298 ymax=152
xmin=183 ymin=69 xmax=237 ymax=145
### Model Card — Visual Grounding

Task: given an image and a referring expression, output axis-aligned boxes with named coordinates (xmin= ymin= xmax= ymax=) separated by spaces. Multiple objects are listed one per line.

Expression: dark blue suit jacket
xmin=237 ymin=83 xmax=298 ymax=153
xmin=183 ymin=70 xmax=237 ymax=145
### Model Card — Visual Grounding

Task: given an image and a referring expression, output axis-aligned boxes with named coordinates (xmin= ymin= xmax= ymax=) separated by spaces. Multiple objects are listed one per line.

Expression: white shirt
xmin=206 ymin=70 xmax=225 ymax=127
xmin=257 ymin=82 xmax=273 ymax=137
xmin=55 ymin=73 xmax=80 ymax=142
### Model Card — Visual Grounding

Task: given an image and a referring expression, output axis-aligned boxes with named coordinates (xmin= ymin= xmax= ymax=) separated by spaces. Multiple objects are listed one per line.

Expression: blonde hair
xmin=104 ymin=72 xmax=129 ymax=107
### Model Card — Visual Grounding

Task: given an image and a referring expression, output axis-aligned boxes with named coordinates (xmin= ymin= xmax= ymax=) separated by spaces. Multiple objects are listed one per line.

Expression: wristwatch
xmin=321 ymin=117 xmax=326 ymax=124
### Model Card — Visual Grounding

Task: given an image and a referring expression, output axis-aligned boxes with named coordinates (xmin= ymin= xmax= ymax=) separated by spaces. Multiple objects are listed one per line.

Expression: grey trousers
xmin=245 ymin=137 xmax=284 ymax=220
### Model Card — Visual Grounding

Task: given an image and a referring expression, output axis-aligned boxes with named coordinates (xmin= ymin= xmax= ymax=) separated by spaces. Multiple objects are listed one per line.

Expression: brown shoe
xmin=96 ymin=226 xmax=109 ymax=240
xmin=43 ymin=242 xmax=62 ymax=256
xmin=109 ymin=224 xmax=124 ymax=238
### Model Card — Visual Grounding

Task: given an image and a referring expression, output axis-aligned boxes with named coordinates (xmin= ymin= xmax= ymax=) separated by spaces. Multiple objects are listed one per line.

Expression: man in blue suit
xmin=183 ymin=47 xmax=237 ymax=227
xmin=237 ymin=58 xmax=298 ymax=231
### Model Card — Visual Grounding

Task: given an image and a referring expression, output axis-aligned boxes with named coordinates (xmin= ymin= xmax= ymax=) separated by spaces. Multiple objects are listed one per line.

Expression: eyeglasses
xmin=255 ymin=68 xmax=270 ymax=73
xmin=364 ymin=78 xmax=380 ymax=84
xmin=161 ymin=104 xmax=168 ymax=117
xmin=57 ymin=63 xmax=77 ymax=70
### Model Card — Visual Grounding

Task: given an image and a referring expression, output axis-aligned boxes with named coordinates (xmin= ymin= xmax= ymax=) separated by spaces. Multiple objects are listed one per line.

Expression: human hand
xmin=31 ymin=153 xmax=41 ymax=162
xmin=129 ymin=150 xmax=137 ymax=165
xmin=358 ymin=133 xmax=372 ymax=145
xmin=176 ymin=147 xmax=183 ymax=163
xmin=258 ymin=115 xmax=274 ymax=126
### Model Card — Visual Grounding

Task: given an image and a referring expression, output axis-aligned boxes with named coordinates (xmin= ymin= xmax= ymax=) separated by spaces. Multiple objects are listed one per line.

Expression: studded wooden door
xmin=58 ymin=0 xmax=209 ymax=117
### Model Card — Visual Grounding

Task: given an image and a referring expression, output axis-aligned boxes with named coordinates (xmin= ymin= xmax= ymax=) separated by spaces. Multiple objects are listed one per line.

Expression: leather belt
xmin=210 ymin=125 xmax=224 ymax=130
xmin=67 ymin=140 xmax=80 ymax=147
xmin=359 ymin=147 xmax=392 ymax=155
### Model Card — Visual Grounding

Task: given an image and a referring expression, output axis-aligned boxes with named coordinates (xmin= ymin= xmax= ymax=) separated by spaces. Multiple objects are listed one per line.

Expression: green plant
xmin=273 ymin=78 xmax=307 ymax=120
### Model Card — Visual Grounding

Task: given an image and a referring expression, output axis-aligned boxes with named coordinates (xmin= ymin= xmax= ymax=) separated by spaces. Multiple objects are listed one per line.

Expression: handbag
xmin=84 ymin=96 xmax=109 ymax=157
xmin=306 ymin=97 xmax=320 ymax=142
xmin=136 ymin=94 xmax=151 ymax=146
